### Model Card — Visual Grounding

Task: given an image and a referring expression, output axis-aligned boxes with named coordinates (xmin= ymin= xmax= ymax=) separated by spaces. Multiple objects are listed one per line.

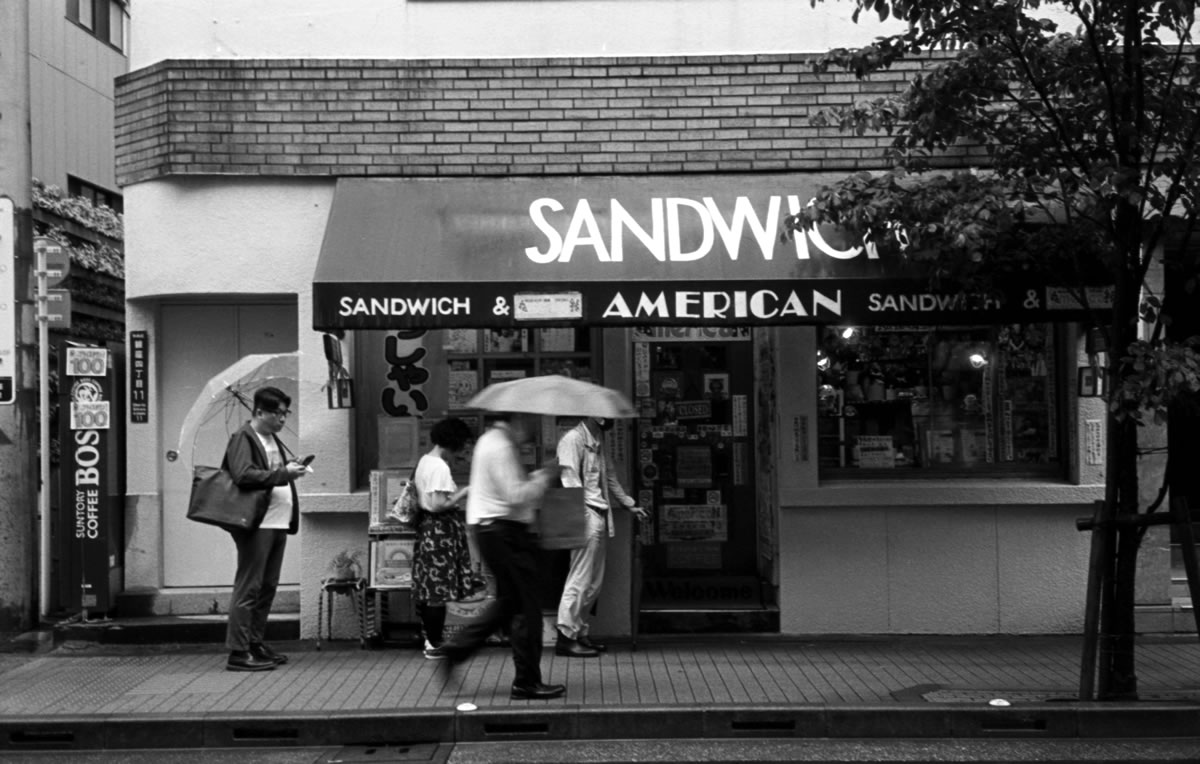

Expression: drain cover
xmin=317 ymin=744 xmax=442 ymax=763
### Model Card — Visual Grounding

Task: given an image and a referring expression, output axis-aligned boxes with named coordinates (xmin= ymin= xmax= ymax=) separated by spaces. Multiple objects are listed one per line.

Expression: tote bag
xmin=187 ymin=465 xmax=266 ymax=532
xmin=536 ymin=486 xmax=588 ymax=550
xmin=386 ymin=465 xmax=421 ymax=529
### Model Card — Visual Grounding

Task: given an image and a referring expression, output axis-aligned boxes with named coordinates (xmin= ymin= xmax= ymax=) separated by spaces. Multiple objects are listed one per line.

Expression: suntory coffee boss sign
xmin=312 ymin=175 xmax=1105 ymax=330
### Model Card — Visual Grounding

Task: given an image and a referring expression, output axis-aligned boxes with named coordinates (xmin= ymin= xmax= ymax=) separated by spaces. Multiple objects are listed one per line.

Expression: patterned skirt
xmin=411 ymin=510 xmax=474 ymax=604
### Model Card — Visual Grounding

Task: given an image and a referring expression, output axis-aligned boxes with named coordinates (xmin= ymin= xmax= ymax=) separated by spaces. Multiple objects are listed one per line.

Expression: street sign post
xmin=0 ymin=199 xmax=15 ymax=405
xmin=34 ymin=236 xmax=68 ymax=286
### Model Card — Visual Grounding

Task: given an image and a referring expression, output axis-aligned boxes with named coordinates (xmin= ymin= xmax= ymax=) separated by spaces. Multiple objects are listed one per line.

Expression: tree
xmin=787 ymin=0 xmax=1199 ymax=699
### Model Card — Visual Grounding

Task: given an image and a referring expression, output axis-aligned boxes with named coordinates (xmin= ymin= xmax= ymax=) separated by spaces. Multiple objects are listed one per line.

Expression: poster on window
xmin=448 ymin=367 xmax=478 ymax=408
xmin=443 ymin=329 xmax=478 ymax=353
xmin=370 ymin=536 xmax=415 ymax=588
xmin=675 ymin=445 xmax=712 ymax=487
xmin=856 ymin=435 xmax=896 ymax=469
xmin=484 ymin=329 xmax=528 ymax=353
xmin=660 ymin=504 xmax=727 ymax=542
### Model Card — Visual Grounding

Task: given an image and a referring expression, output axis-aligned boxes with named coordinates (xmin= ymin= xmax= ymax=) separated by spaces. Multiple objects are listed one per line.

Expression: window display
xmin=816 ymin=324 xmax=1061 ymax=477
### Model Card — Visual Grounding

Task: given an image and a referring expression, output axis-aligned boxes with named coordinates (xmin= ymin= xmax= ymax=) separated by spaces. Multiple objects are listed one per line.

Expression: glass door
xmin=632 ymin=331 xmax=759 ymax=612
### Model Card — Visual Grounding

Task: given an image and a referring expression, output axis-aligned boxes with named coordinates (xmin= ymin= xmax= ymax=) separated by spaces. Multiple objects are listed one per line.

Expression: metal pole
xmin=1077 ymin=500 xmax=1107 ymax=700
xmin=37 ymin=244 xmax=49 ymax=617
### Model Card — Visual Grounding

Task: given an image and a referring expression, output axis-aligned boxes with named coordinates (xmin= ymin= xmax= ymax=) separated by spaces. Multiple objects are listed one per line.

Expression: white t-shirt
xmin=414 ymin=453 xmax=456 ymax=510
xmin=255 ymin=431 xmax=292 ymax=529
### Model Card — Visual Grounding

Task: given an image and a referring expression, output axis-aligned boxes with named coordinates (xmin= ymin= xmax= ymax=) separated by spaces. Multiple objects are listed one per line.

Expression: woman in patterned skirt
xmin=412 ymin=417 xmax=475 ymax=658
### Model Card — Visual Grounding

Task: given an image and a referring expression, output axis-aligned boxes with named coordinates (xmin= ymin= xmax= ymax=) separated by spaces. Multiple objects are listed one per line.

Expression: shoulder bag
xmin=187 ymin=464 xmax=267 ymax=532
xmin=536 ymin=485 xmax=588 ymax=550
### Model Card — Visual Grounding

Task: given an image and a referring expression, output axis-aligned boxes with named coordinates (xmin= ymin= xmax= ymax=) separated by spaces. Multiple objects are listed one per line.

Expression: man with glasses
xmin=223 ymin=386 xmax=308 ymax=671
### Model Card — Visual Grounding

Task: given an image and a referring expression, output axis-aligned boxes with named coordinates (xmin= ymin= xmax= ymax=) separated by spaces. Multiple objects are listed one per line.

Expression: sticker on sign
xmin=71 ymin=401 xmax=111 ymax=430
xmin=66 ymin=347 xmax=108 ymax=377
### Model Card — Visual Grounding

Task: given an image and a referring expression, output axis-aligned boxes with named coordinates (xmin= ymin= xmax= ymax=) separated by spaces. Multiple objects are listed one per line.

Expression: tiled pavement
xmin=1 ymin=634 xmax=1199 ymax=751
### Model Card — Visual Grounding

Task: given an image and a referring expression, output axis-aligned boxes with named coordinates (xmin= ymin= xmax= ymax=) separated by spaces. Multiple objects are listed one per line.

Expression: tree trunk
xmin=1097 ymin=198 xmax=1145 ymax=699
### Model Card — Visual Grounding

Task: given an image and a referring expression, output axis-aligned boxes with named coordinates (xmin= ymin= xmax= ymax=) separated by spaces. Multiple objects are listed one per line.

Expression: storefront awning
xmin=313 ymin=176 xmax=1108 ymax=331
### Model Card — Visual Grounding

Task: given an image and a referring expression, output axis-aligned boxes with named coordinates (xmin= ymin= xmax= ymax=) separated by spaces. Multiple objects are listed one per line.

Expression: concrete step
xmin=53 ymin=613 xmax=300 ymax=646
xmin=637 ymin=607 xmax=779 ymax=634
xmin=114 ymin=585 xmax=299 ymax=618
xmin=1135 ymin=600 xmax=1198 ymax=635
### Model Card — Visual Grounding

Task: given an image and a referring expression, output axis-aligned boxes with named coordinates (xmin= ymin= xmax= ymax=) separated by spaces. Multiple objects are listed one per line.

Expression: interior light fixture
xmin=969 ymin=352 xmax=988 ymax=369
xmin=841 ymin=327 xmax=856 ymax=340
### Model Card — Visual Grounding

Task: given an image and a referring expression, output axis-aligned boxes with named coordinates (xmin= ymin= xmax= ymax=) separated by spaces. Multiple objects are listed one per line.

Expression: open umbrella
xmin=169 ymin=352 xmax=300 ymax=466
xmin=466 ymin=374 xmax=636 ymax=418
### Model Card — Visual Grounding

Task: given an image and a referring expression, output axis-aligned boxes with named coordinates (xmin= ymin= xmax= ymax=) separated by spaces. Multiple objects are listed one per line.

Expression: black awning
xmin=313 ymin=176 xmax=1108 ymax=330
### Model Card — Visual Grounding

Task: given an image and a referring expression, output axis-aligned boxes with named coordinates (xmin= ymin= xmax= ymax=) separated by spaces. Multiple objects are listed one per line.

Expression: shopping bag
xmin=386 ymin=478 xmax=421 ymax=529
xmin=536 ymin=486 xmax=588 ymax=550
xmin=187 ymin=464 xmax=266 ymax=532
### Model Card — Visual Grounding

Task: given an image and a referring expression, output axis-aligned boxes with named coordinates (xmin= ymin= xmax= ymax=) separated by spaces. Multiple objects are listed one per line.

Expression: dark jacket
xmin=222 ymin=422 xmax=300 ymax=534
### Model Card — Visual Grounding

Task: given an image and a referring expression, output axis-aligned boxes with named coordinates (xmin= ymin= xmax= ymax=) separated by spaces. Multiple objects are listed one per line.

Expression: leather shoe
xmin=578 ymin=635 xmax=607 ymax=653
xmin=555 ymin=635 xmax=599 ymax=658
xmin=250 ymin=642 xmax=288 ymax=665
xmin=510 ymin=682 xmax=566 ymax=700
xmin=226 ymin=651 xmax=276 ymax=672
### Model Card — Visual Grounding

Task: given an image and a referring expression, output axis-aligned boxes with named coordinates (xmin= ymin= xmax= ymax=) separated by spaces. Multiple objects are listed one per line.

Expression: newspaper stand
xmin=366 ymin=469 xmax=421 ymax=646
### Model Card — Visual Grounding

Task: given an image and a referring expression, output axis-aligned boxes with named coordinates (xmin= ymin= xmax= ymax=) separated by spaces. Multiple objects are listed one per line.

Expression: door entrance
xmin=161 ymin=301 xmax=299 ymax=588
xmin=632 ymin=329 xmax=770 ymax=631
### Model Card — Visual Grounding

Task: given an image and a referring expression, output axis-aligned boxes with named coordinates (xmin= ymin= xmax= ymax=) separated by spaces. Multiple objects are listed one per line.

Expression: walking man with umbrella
xmin=432 ymin=410 xmax=564 ymax=699
xmin=554 ymin=416 xmax=646 ymax=657
xmin=435 ymin=375 xmax=638 ymax=698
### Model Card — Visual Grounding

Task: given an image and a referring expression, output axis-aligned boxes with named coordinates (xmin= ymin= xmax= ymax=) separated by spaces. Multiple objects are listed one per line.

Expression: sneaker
xmin=424 ymin=644 xmax=448 ymax=660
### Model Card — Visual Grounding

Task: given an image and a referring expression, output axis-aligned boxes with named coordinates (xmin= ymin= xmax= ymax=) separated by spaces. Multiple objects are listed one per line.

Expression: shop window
xmin=357 ymin=327 xmax=602 ymax=489
xmin=816 ymin=323 xmax=1063 ymax=478
xmin=444 ymin=327 xmax=599 ymax=466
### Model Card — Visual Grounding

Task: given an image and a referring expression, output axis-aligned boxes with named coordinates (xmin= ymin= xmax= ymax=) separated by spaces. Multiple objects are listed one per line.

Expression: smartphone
xmin=299 ymin=454 xmax=316 ymax=466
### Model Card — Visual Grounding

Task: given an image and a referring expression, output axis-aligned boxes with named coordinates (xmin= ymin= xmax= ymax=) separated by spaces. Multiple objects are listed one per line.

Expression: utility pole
xmin=0 ymin=0 xmax=38 ymax=633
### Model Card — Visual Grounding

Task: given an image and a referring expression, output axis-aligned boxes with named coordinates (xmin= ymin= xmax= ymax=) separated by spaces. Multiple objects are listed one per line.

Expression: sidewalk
xmin=1 ymin=632 xmax=1199 ymax=752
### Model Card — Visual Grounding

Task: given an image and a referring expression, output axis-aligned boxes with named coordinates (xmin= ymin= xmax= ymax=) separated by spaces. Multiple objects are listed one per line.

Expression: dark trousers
xmin=225 ymin=527 xmax=287 ymax=651
xmin=442 ymin=520 xmax=543 ymax=687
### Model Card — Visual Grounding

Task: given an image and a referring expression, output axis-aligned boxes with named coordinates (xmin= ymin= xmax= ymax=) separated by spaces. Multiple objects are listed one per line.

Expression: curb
xmin=3 ymin=703 xmax=1200 ymax=752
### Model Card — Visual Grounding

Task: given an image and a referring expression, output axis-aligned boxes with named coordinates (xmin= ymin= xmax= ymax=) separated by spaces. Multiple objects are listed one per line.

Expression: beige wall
xmin=774 ymin=325 xmax=1103 ymax=634
xmin=128 ymin=0 xmax=909 ymax=69
xmin=28 ymin=1 xmax=125 ymax=190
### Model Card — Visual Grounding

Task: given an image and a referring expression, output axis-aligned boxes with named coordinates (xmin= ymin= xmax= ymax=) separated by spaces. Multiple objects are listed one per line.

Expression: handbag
xmin=386 ymin=465 xmax=421 ymax=529
xmin=187 ymin=464 xmax=267 ymax=532
xmin=536 ymin=486 xmax=588 ymax=550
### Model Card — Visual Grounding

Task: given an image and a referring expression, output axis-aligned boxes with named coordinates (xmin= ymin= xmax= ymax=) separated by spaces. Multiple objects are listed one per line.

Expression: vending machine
xmin=56 ymin=340 xmax=125 ymax=614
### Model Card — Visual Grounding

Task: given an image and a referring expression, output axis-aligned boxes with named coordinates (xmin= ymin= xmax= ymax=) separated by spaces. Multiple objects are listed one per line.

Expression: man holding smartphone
xmin=223 ymin=386 xmax=308 ymax=671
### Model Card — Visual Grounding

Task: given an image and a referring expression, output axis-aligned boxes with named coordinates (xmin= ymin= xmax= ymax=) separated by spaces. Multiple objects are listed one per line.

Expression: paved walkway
xmin=1 ymin=634 xmax=1199 ymax=751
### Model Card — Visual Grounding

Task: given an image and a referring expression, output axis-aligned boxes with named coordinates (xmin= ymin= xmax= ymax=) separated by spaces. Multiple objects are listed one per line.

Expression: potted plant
xmin=328 ymin=549 xmax=363 ymax=582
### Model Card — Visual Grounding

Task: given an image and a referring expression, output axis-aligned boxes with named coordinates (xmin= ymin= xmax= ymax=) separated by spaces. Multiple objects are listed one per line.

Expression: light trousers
xmin=556 ymin=509 xmax=608 ymax=639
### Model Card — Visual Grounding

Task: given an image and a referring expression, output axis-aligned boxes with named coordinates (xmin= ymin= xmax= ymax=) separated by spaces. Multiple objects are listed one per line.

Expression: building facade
xmin=115 ymin=0 xmax=1124 ymax=640
xmin=0 ymin=0 xmax=128 ymax=628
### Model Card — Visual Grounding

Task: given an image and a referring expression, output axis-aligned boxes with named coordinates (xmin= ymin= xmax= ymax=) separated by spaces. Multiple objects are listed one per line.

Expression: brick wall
xmin=115 ymin=53 xmax=977 ymax=186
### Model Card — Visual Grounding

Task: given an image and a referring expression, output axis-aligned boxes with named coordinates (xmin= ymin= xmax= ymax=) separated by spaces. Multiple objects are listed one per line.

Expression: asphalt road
xmin=4 ymin=738 xmax=1200 ymax=764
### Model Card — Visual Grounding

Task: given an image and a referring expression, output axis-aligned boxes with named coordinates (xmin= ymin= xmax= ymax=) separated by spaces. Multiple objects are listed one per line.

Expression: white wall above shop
xmin=129 ymin=0 xmax=908 ymax=68
xmin=124 ymin=178 xmax=335 ymax=299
